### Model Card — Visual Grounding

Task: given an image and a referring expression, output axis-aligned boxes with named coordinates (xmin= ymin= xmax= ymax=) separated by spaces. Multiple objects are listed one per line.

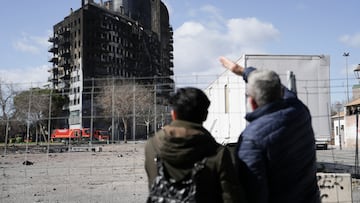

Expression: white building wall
xmin=203 ymin=70 xmax=247 ymax=144
xmin=333 ymin=117 xmax=345 ymax=148
xmin=344 ymin=114 xmax=359 ymax=148
xmin=69 ymin=59 xmax=83 ymax=129
xmin=203 ymin=54 xmax=331 ymax=145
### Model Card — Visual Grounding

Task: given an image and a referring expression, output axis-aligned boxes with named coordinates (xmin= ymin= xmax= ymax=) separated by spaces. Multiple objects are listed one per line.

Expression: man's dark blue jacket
xmin=236 ymin=67 xmax=320 ymax=203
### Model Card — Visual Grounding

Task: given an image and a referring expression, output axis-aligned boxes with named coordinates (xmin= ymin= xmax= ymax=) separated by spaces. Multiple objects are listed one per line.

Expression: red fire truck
xmin=51 ymin=128 xmax=109 ymax=142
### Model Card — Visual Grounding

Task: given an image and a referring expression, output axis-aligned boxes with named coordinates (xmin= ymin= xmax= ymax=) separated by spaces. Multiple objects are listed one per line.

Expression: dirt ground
xmin=1 ymin=142 xmax=360 ymax=203
xmin=0 ymin=141 xmax=148 ymax=203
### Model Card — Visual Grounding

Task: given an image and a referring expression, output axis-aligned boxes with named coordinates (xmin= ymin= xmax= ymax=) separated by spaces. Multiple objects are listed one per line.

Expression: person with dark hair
xmin=168 ymin=87 xmax=210 ymax=124
xmin=145 ymin=87 xmax=246 ymax=203
xmin=219 ymin=56 xmax=320 ymax=203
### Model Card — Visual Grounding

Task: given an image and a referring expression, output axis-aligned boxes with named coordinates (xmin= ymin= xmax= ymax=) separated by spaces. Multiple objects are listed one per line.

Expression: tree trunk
xmin=122 ymin=117 xmax=127 ymax=143
xmin=39 ymin=123 xmax=47 ymax=143
xmin=35 ymin=125 xmax=38 ymax=144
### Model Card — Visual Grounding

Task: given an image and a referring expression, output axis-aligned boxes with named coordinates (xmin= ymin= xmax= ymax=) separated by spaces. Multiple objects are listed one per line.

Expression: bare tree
xmin=136 ymin=86 xmax=156 ymax=138
xmin=97 ymin=81 xmax=154 ymax=142
xmin=0 ymin=79 xmax=17 ymax=121
xmin=0 ymin=80 xmax=18 ymax=143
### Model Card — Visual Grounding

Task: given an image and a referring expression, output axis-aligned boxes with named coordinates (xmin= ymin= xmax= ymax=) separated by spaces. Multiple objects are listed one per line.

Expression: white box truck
xmin=203 ymin=54 xmax=331 ymax=149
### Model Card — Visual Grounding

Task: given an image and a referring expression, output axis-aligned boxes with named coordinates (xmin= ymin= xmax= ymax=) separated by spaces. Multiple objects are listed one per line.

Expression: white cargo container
xmin=203 ymin=54 xmax=331 ymax=149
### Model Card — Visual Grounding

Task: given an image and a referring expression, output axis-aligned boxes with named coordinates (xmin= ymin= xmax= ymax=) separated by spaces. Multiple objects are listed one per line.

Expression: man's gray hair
xmin=247 ymin=69 xmax=282 ymax=107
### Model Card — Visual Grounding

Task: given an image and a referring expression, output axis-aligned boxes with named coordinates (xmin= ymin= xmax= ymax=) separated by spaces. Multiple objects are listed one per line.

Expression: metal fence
xmin=0 ymin=74 xmax=222 ymax=145
xmin=0 ymin=74 xmax=220 ymax=203
xmin=0 ymin=73 xmax=356 ymax=202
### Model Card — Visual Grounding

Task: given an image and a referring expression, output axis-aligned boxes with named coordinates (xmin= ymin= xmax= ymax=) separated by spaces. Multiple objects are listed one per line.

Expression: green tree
xmin=13 ymin=88 xmax=67 ymax=142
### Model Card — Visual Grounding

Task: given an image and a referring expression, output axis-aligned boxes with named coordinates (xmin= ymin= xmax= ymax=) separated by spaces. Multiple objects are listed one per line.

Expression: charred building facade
xmin=48 ymin=0 xmax=174 ymax=129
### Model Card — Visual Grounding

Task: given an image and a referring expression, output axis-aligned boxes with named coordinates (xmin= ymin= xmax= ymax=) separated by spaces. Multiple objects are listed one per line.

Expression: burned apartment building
xmin=48 ymin=0 xmax=174 ymax=130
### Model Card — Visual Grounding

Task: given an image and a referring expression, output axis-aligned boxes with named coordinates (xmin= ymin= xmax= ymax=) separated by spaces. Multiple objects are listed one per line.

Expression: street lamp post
xmin=356 ymin=107 xmax=359 ymax=176
xmin=344 ymin=52 xmax=350 ymax=102
xmin=353 ymin=64 xmax=360 ymax=176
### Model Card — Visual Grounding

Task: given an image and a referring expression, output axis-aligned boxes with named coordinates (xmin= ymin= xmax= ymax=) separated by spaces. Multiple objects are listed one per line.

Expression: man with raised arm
xmin=219 ymin=56 xmax=320 ymax=203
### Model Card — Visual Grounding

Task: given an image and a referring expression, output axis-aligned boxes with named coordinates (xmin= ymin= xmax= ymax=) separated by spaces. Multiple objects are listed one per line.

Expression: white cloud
xmin=5 ymin=32 xmax=52 ymax=89
xmin=0 ymin=65 xmax=50 ymax=89
xmin=340 ymin=33 xmax=360 ymax=48
xmin=227 ymin=18 xmax=280 ymax=46
xmin=13 ymin=40 xmax=39 ymax=54
xmin=173 ymin=14 xmax=280 ymax=77
xmin=13 ymin=32 xmax=50 ymax=54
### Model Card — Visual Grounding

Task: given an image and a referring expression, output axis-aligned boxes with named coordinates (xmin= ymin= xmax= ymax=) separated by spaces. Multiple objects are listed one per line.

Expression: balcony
xmin=48 ymin=76 xmax=58 ymax=82
xmin=48 ymin=36 xmax=58 ymax=43
xmin=60 ymin=52 xmax=71 ymax=58
xmin=48 ymin=45 xmax=58 ymax=53
xmin=59 ymin=74 xmax=70 ymax=81
xmin=57 ymin=27 xmax=70 ymax=36
xmin=48 ymin=56 xmax=58 ymax=64
xmin=58 ymin=60 xmax=71 ymax=68
xmin=58 ymin=39 xmax=71 ymax=47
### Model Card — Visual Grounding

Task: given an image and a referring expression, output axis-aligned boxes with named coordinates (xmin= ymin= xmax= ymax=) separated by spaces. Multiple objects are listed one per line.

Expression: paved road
xmin=317 ymin=146 xmax=360 ymax=202
xmin=317 ymin=146 xmax=359 ymax=174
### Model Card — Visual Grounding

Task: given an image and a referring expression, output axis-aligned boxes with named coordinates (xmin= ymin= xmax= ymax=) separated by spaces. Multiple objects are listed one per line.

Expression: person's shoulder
xmin=145 ymin=129 xmax=166 ymax=150
xmin=207 ymin=143 xmax=231 ymax=160
xmin=215 ymin=144 xmax=228 ymax=152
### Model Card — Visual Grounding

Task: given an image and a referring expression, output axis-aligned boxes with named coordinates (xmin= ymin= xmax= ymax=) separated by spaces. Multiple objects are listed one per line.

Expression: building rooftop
xmin=345 ymin=98 xmax=360 ymax=107
xmin=331 ymin=111 xmax=345 ymax=119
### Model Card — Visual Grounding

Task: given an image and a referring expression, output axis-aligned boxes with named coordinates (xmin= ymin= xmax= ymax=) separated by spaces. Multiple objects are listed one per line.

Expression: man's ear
xmin=171 ymin=110 xmax=177 ymax=121
xmin=281 ymin=86 xmax=284 ymax=98
xmin=249 ymin=97 xmax=258 ymax=110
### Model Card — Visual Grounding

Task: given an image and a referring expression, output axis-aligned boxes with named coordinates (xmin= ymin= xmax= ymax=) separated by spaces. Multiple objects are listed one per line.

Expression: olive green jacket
xmin=144 ymin=120 xmax=246 ymax=203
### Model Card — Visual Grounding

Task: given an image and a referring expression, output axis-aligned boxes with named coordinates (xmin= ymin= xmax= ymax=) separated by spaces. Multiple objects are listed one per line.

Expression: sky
xmin=0 ymin=0 xmax=359 ymax=104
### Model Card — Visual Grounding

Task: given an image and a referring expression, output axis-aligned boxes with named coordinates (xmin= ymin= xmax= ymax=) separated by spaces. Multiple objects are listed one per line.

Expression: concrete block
xmin=317 ymin=172 xmax=352 ymax=203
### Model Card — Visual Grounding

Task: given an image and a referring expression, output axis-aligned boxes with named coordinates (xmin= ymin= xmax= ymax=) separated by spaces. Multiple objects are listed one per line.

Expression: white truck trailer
xmin=203 ymin=54 xmax=331 ymax=149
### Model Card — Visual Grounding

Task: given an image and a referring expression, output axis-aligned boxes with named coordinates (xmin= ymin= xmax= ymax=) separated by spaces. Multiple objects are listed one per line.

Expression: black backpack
xmin=147 ymin=156 xmax=207 ymax=203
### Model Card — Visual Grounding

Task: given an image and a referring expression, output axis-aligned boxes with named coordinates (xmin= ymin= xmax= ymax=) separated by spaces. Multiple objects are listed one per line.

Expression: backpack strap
xmin=150 ymin=128 xmax=166 ymax=155
xmin=191 ymin=158 xmax=207 ymax=178
xmin=155 ymin=154 xmax=207 ymax=181
xmin=154 ymin=154 xmax=165 ymax=177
